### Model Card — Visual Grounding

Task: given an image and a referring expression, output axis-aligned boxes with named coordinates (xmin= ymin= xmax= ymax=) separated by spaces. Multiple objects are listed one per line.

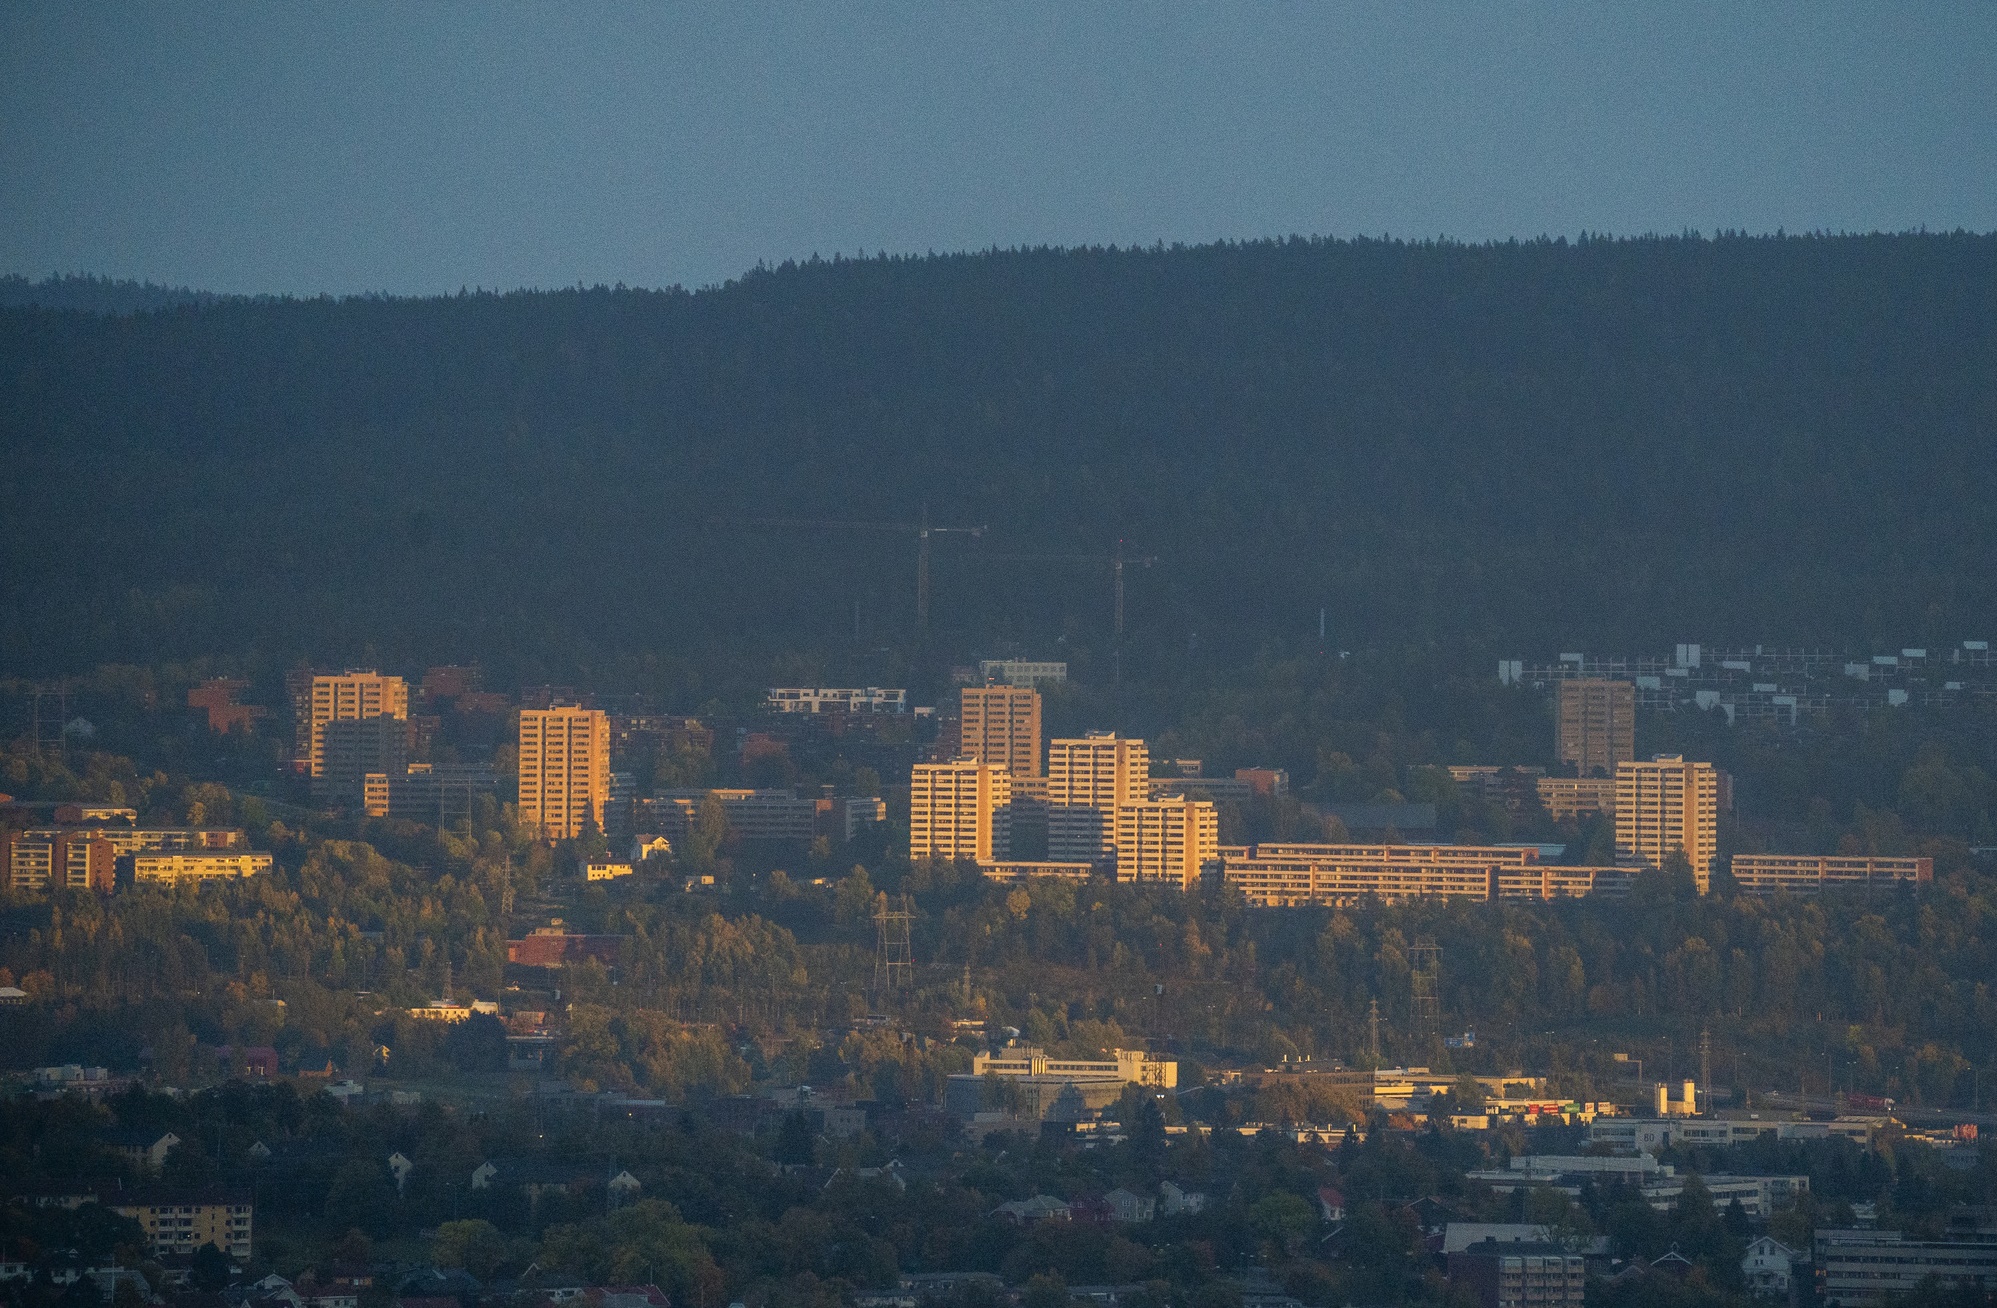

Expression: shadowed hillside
xmin=2 ymin=233 xmax=1993 ymax=692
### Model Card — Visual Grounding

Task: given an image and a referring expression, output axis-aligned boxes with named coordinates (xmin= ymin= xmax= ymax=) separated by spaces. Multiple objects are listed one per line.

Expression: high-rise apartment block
xmin=316 ymin=715 xmax=409 ymax=803
xmin=1047 ymin=733 xmax=1149 ymax=864
xmin=518 ymin=707 xmax=611 ymax=840
xmin=1113 ymin=797 xmax=1219 ymax=889
xmin=308 ymin=672 xmax=409 ymax=778
xmin=960 ymin=686 xmax=1042 ymax=779
xmin=1615 ymin=755 xmax=1719 ymax=891
xmin=1557 ymin=678 xmax=1635 ymax=777
xmin=910 ymin=758 xmax=1013 ymax=863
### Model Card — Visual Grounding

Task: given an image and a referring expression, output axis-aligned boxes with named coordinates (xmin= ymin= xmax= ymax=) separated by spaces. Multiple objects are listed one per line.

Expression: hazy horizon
xmin=5 ymin=3 xmax=1994 ymax=297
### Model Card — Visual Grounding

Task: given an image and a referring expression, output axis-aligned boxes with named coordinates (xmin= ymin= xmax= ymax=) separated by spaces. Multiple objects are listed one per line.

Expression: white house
xmin=1742 ymin=1236 xmax=1798 ymax=1296
xmin=1104 ymin=1188 xmax=1156 ymax=1223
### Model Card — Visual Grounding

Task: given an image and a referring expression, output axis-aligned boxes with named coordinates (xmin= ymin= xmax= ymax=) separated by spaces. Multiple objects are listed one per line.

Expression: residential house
xmin=1742 ymin=1236 xmax=1798 ymax=1296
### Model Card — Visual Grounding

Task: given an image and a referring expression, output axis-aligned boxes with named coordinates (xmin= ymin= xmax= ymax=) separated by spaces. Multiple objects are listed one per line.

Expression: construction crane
xmin=724 ymin=505 xmax=986 ymax=631
xmin=966 ymin=538 xmax=1158 ymax=637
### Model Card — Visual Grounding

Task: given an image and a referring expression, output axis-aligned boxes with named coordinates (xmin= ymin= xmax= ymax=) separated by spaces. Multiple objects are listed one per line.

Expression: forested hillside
xmin=2 ymin=234 xmax=1993 ymax=692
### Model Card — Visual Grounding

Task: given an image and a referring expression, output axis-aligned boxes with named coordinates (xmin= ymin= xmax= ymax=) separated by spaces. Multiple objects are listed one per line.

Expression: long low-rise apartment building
xmin=110 ymin=1191 xmax=254 ymax=1261
xmin=7 ymin=827 xmax=251 ymax=892
xmin=647 ymin=789 xmax=819 ymax=841
xmin=132 ymin=851 xmax=274 ymax=884
xmin=1222 ymin=843 xmax=1630 ymax=907
xmin=766 ymin=687 xmax=907 ymax=714
xmin=1535 ymin=776 xmax=1617 ymax=820
xmin=978 ymin=860 xmax=1096 ymax=883
xmin=1730 ymin=853 xmax=1932 ymax=895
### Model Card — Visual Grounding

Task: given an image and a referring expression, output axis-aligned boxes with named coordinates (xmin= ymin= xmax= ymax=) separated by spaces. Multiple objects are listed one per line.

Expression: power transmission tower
xmin=1699 ymin=1028 xmax=1712 ymax=1113
xmin=872 ymin=894 xmax=914 ymax=1003
xmin=1367 ymin=998 xmax=1382 ymax=1067
xmin=1410 ymin=938 xmax=1441 ymax=1038
xmin=29 ymin=682 xmax=70 ymax=763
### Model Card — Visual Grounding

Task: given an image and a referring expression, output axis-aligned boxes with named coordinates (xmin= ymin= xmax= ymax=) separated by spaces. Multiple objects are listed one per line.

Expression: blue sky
xmin=4 ymin=3 xmax=1993 ymax=295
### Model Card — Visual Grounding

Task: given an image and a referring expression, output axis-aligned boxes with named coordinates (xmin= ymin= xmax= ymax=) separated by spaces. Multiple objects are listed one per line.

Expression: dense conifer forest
xmin=2 ymin=234 xmax=1993 ymax=694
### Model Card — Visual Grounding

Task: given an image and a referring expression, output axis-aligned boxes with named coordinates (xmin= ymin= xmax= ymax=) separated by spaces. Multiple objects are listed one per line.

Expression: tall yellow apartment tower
xmin=309 ymin=672 xmax=409 ymax=777
xmin=1114 ymin=797 xmax=1219 ymax=889
xmin=1047 ymin=732 xmax=1149 ymax=864
xmin=910 ymin=757 xmax=1013 ymax=862
xmin=1615 ymin=754 xmax=1719 ymax=891
xmin=1557 ymin=678 xmax=1635 ymax=777
xmin=960 ymin=686 xmax=1042 ymax=780
xmin=518 ymin=707 xmax=611 ymax=840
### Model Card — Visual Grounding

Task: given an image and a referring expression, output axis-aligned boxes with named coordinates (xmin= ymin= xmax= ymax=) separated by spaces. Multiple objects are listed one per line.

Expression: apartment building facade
xmin=308 ymin=672 xmax=409 ymax=778
xmin=1113 ymin=797 xmax=1219 ymax=889
xmin=960 ymin=686 xmax=1043 ymax=779
xmin=112 ymin=1193 xmax=254 ymax=1261
xmin=132 ymin=851 xmax=274 ymax=884
xmin=1557 ymin=678 xmax=1635 ymax=778
xmin=1222 ymin=843 xmax=1627 ymax=907
xmin=1730 ymin=853 xmax=1933 ymax=895
xmin=517 ymin=706 xmax=611 ymax=840
xmin=977 ymin=659 xmax=1068 ymax=688
xmin=1615 ymin=755 xmax=1720 ymax=890
xmin=910 ymin=758 xmax=1012 ymax=863
xmin=1535 ymin=776 xmax=1617 ymax=821
xmin=1047 ymin=733 xmax=1149 ymax=864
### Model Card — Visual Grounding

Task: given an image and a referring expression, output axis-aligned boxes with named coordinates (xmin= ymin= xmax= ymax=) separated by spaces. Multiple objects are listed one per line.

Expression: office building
xmin=308 ymin=672 xmax=409 ymax=778
xmin=1113 ymin=797 xmax=1219 ymax=889
xmin=517 ymin=707 xmax=611 ymax=840
xmin=1615 ymin=755 xmax=1720 ymax=891
xmin=1222 ymin=843 xmax=1629 ymax=907
xmin=943 ymin=1045 xmax=1175 ymax=1120
xmin=1535 ymin=776 xmax=1617 ymax=821
xmin=1730 ymin=853 xmax=1933 ymax=894
xmin=1816 ymin=1229 xmax=1997 ymax=1306
xmin=1557 ymin=678 xmax=1634 ymax=777
xmin=1048 ymin=733 xmax=1148 ymax=864
xmin=979 ymin=659 xmax=1067 ymax=688
xmin=910 ymin=758 xmax=1013 ymax=863
xmin=132 ymin=851 xmax=275 ymax=883
xmin=960 ymin=685 xmax=1043 ymax=779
